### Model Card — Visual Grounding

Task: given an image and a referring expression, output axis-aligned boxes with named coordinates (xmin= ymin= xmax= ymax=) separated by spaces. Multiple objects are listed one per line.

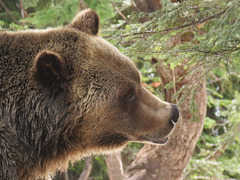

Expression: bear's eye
xmin=121 ymin=88 xmax=136 ymax=106
xmin=118 ymin=85 xmax=137 ymax=111
xmin=125 ymin=92 xmax=135 ymax=103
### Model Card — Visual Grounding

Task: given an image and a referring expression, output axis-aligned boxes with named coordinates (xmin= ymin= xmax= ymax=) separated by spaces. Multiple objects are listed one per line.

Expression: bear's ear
xmin=32 ymin=50 xmax=66 ymax=81
xmin=69 ymin=9 xmax=99 ymax=35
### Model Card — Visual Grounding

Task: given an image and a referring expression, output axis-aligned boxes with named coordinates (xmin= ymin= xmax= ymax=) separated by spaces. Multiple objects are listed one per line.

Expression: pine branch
xmin=121 ymin=8 xmax=228 ymax=37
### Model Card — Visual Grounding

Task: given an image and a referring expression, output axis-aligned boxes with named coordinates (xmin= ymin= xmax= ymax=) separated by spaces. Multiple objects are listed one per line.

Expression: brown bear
xmin=0 ymin=9 xmax=179 ymax=180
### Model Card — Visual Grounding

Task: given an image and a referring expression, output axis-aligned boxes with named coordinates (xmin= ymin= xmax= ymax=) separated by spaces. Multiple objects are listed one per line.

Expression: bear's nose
xmin=170 ymin=104 xmax=179 ymax=123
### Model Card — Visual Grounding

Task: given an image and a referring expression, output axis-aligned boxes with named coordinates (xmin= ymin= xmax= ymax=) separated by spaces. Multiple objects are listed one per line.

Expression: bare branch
xmin=105 ymin=152 xmax=126 ymax=180
xmin=0 ymin=0 xmax=19 ymax=24
xmin=78 ymin=157 xmax=93 ymax=180
xmin=63 ymin=171 xmax=69 ymax=180
xmin=112 ymin=2 xmax=129 ymax=23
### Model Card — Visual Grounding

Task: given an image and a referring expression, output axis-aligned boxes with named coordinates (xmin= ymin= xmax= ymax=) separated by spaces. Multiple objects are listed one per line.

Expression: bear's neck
xmin=16 ymin=89 xmax=85 ymax=178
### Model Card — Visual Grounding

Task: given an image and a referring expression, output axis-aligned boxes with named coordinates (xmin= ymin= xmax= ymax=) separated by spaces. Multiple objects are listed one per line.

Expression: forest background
xmin=0 ymin=0 xmax=240 ymax=179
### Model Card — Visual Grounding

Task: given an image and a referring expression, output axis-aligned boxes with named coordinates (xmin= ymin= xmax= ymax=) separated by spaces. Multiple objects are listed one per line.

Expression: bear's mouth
xmin=141 ymin=135 xmax=169 ymax=145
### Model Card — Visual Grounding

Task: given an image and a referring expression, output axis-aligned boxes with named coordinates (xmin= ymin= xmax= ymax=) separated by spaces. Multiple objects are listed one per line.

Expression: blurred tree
xmin=0 ymin=0 xmax=20 ymax=25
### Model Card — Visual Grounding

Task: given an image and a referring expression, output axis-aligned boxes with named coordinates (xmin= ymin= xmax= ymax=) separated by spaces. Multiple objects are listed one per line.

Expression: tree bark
xmin=105 ymin=152 xmax=126 ymax=180
xmin=78 ymin=157 xmax=93 ymax=180
xmin=19 ymin=0 xmax=24 ymax=18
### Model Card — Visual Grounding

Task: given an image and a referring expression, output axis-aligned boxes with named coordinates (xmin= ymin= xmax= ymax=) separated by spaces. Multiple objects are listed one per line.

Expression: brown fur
xmin=0 ymin=9 xmax=179 ymax=180
xmin=69 ymin=9 xmax=99 ymax=35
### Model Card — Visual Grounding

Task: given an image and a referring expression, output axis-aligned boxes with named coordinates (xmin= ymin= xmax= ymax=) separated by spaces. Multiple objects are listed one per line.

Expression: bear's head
xmin=31 ymin=9 xmax=179 ymax=156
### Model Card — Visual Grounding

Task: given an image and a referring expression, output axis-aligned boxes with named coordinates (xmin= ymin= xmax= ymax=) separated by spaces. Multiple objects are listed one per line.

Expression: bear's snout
xmin=170 ymin=104 xmax=179 ymax=123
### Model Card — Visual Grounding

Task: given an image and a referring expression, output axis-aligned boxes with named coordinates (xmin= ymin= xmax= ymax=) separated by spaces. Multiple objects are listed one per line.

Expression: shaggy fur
xmin=0 ymin=9 xmax=178 ymax=180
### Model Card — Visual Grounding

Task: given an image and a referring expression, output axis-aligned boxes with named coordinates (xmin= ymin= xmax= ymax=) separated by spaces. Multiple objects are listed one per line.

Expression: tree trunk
xmin=19 ymin=0 xmax=24 ymax=18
